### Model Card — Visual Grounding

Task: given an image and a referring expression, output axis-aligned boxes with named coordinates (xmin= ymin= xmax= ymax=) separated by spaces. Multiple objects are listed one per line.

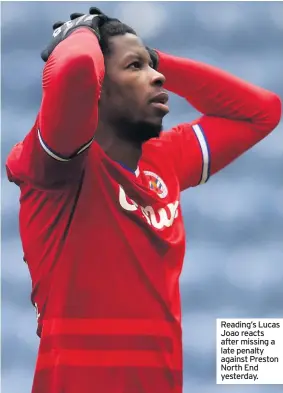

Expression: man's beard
xmin=115 ymin=119 xmax=163 ymax=146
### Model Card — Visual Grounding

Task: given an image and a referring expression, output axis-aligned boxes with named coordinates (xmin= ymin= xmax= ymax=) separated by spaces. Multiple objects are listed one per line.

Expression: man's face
xmin=99 ymin=33 xmax=169 ymax=144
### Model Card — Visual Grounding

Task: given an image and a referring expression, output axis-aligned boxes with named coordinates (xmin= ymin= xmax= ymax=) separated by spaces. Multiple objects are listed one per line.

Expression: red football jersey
xmin=6 ymin=28 xmax=281 ymax=393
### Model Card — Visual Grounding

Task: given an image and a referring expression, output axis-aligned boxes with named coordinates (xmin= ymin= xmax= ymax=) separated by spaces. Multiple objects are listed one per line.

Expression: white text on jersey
xmin=118 ymin=185 xmax=179 ymax=230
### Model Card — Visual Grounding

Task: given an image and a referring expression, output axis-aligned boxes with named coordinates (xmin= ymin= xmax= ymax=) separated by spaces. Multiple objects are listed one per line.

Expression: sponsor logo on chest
xmin=118 ymin=185 xmax=179 ymax=230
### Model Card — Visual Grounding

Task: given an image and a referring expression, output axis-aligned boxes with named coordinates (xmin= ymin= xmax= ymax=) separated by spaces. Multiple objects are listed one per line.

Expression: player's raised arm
xmin=149 ymin=49 xmax=281 ymax=190
xmin=6 ymin=10 xmax=107 ymax=189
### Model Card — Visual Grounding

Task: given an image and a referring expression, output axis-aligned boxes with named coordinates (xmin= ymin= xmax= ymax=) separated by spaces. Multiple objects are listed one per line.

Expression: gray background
xmin=1 ymin=2 xmax=283 ymax=392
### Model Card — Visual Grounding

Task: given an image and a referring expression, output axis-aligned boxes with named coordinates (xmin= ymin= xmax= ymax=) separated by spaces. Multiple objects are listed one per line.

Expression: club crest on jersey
xmin=143 ymin=171 xmax=168 ymax=199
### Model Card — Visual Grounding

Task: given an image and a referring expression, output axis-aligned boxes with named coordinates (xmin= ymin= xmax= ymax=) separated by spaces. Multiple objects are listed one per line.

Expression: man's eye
xmin=128 ymin=61 xmax=141 ymax=69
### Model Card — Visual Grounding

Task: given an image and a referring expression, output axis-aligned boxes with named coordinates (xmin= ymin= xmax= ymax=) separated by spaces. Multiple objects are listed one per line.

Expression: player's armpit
xmin=6 ymin=28 xmax=104 ymax=189
xmin=161 ymin=113 xmax=281 ymax=192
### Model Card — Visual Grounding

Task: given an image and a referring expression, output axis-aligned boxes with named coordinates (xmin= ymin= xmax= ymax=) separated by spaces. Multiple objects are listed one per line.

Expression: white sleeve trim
xmin=191 ymin=124 xmax=210 ymax=184
xmin=37 ymin=128 xmax=94 ymax=162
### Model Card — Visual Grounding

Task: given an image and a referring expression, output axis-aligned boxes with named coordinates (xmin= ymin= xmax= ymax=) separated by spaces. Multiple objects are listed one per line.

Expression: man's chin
xmin=117 ymin=119 xmax=163 ymax=145
xmin=136 ymin=120 xmax=163 ymax=142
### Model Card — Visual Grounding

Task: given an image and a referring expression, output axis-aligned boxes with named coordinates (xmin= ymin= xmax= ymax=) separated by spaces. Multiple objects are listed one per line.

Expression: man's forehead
xmin=110 ymin=33 xmax=146 ymax=55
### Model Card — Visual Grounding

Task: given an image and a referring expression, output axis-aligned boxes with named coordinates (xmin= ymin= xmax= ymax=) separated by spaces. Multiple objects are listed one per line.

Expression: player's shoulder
xmin=142 ymin=131 xmax=166 ymax=165
xmin=140 ymin=128 xmax=179 ymax=179
xmin=142 ymin=126 xmax=184 ymax=160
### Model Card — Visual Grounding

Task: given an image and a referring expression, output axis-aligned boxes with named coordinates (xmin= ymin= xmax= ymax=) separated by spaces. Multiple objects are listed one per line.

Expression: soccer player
xmin=6 ymin=7 xmax=281 ymax=393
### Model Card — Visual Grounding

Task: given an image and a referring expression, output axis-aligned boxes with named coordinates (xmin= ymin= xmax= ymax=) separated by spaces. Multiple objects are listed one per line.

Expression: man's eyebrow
xmin=122 ymin=50 xmax=152 ymax=63
xmin=122 ymin=52 xmax=138 ymax=62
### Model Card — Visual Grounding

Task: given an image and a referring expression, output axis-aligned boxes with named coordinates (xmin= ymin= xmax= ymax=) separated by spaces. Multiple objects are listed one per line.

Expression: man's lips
xmin=149 ymin=92 xmax=169 ymax=105
xmin=149 ymin=92 xmax=169 ymax=114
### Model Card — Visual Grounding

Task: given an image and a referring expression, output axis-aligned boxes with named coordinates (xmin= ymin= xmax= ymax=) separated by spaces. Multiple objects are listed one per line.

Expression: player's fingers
xmin=70 ymin=12 xmax=84 ymax=20
xmin=96 ymin=15 xmax=113 ymax=27
xmin=52 ymin=21 xmax=65 ymax=30
xmin=89 ymin=7 xmax=104 ymax=15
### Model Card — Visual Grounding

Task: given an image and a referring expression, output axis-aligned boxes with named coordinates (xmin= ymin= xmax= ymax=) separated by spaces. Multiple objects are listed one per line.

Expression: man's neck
xmin=94 ymin=124 xmax=142 ymax=172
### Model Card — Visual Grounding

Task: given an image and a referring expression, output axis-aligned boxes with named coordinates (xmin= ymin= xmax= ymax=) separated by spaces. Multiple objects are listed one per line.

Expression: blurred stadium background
xmin=1 ymin=1 xmax=283 ymax=392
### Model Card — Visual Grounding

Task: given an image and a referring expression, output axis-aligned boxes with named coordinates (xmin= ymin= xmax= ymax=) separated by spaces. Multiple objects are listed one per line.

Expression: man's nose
xmin=150 ymin=68 xmax=166 ymax=87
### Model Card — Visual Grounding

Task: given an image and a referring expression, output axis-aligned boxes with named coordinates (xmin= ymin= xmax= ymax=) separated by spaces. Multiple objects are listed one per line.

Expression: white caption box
xmin=216 ymin=318 xmax=283 ymax=384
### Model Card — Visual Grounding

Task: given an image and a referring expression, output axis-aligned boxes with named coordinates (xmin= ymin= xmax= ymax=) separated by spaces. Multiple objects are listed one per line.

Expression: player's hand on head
xmin=41 ymin=7 xmax=111 ymax=62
